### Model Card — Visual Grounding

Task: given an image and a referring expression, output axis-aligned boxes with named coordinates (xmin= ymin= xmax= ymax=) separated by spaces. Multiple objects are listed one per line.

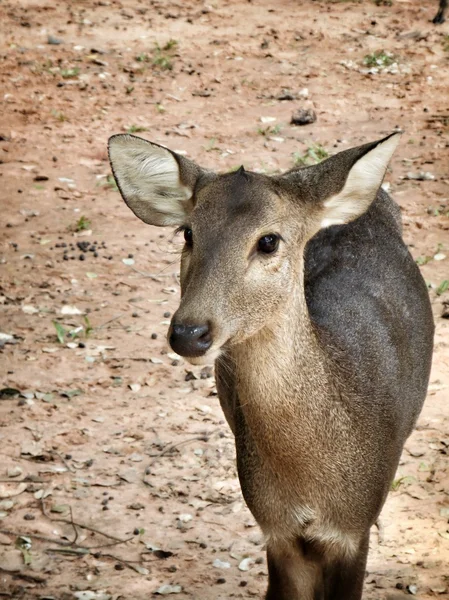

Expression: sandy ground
xmin=0 ymin=0 xmax=448 ymax=598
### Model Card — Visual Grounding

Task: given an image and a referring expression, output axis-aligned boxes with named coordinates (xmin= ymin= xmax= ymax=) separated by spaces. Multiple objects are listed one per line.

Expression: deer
xmin=108 ymin=131 xmax=434 ymax=599
xmin=433 ymin=0 xmax=447 ymax=23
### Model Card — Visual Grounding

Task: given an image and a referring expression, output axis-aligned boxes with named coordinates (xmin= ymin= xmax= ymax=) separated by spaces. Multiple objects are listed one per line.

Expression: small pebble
xmin=216 ymin=578 xmax=226 ymax=584
xmin=290 ymin=108 xmax=317 ymax=126
xmin=114 ymin=563 xmax=125 ymax=571
xmin=24 ymin=513 xmax=35 ymax=520
xmin=151 ymin=333 xmax=158 ymax=340
xmin=163 ymin=311 xmax=171 ymax=318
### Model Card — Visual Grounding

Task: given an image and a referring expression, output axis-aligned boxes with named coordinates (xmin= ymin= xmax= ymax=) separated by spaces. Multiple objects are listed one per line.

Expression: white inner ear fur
xmin=321 ymin=133 xmax=400 ymax=229
xmin=108 ymin=135 xmax=192 ymax=226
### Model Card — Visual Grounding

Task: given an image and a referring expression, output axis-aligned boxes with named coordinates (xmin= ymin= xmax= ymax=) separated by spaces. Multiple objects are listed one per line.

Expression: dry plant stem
xmin=46 ymin=548 xmax=143 ymax=572
xmin=129 ymin=265 xmax=163 ymax=280
xmin=96 ymin=313 xmax=126 ymax=330
xmin=0 ymin=567 xmax=47 ymax=584
xmin=41 ymin=499 xmax=129 ymax=543
xmin=45 ymin=547 xmax=89 ymax=556
xmin=145 ymin=432 xmax=215 ymax=469
xmin=88 ymin=535 xmax=135 ymax=549
xmin=51 ymin=449 xmax=75 ymax=473
xmin=41 ymin=499 xmax=78 ymax=545
xmin=0 ymin=528 xmax=73 ymax=546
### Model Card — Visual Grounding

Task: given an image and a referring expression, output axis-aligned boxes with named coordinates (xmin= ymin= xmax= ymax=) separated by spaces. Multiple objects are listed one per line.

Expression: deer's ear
xmin=319 ymin=132 xmax=401 ymax=228
xmin=282 ymin=132 xmax=401 ymax=229
xmin=108 ymin=134 xmax=204 ymax=226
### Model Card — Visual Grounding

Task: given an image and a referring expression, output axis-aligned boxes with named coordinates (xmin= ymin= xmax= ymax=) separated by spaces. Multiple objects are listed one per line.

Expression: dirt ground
xmin=0 ymin=0 xmax=448 ymax=598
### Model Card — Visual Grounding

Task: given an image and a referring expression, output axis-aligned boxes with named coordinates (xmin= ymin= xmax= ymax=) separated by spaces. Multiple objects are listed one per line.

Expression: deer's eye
xmin=257 ymin=234 xmax=279 ymax=254
xmin=183 ymin=227 xmax=193 ymax=247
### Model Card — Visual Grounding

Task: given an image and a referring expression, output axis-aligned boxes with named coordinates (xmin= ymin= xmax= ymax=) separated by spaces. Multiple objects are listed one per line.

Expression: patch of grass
xmin=373 ymin=0 xmax=392 ymax=6
xmin=84 ymin=316 xmax=93 ymax=337
xmin=136 ymin=53 xmax=149 ymax=62
xmin=416 ymin=255 xmax=432 ymax=266
xmin=436 ymin=280 xmax=449 ymax=296
xmin=51 ymin=109 xmax=67 ymax=122
xmin=363 ymin=50 xmax=395 ymax=68
xmin=257 ymin=124 xmax=282 ymax=137
xmin=61 ymin=67 xmax=80 ymax=79
xmin=293 ymin=144 xmax=329 ymax=167
xmin=125 ymin=85 xmax=134 ymax=95
xmin=53 ymin=321 xmax=66 ymax=344
xmin=72 ymin=216 xmax=91 ymax=232
xmin=135 ymin=40 xmax=178 ymax=71
xmin=390 ymin=475 xmax=414 ymax=491
xmin=416 ymin=243 xmax=446 ymax=266
xmin=105 ymin=174 xmax=119 ymax=191
xmin=163 ymin=39 xmax=178 ymax=51
xmin=152 ymin=52 xmax=173 ymax=71
xmin=443 ymin=35 xmax=449 ymax=52
xmin=127 ymin=124 xmax=147 ymax=133
xmin=98 ymin=174 xmax=119 ymax=191
xmin=152 ymin=40 xmax=178 ymax=71
xmin=53 ymin=317 xmax=93 ymax=344
xmin=204 ymin=137 xmax=218 ymax=152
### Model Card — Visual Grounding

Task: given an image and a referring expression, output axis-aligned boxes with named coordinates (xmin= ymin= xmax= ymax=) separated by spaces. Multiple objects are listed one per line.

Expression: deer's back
xmin=304 ymin=189 xmax=434 ymax=441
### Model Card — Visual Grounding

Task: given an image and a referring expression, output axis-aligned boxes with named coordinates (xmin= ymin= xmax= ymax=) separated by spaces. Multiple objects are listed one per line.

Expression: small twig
xmin=99 ymin=552 xmax=146 ymax=572
xmin=45 ymin=547 xmax=89 ymax=556
xmin=112 ymin=356 xmax=151 ymax=362
xmin=95 ymin=313 xmax=126 ymax=330
xmin=0 ymin=529 xmax=72 ymax=547
xmin=146 ymin=434 xmax=211 ymax=469
xmin=88 ymin=535 xmax=135 ymax=549
xmin=0 ymin=566 xmax=47 ymax=584
xmin=42 ymin=501 xmax=79 ymax=546
xmin=51 ymin=450 xmax=75 ymax=473
xmin=143 ymin=431 xmax=217 ymax=483
xmin=129 ymin=265 xmax=163 ymax=281
xmin=41 ymin=499 xmax=130 ymax=542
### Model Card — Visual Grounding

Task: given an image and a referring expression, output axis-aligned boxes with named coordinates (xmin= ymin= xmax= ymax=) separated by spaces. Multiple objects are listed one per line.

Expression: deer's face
xmin=108 ymin=132 xmax=400 ymax=364
xmin=172 ymin=171 xmax=308 ymax=363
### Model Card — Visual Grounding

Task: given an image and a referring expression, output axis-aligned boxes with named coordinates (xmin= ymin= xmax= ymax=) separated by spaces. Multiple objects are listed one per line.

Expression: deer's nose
xmin=169 ymin=323 xmax=212 ymax=357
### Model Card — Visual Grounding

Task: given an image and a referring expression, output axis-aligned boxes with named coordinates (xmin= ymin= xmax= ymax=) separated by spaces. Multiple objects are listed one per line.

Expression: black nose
xmin=169 ymin=323 xmax=212 ymax=358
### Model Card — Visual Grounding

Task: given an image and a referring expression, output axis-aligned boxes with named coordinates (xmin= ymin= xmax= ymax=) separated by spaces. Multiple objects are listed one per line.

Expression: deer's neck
xmin=229 ymin=284 xmax=332 ymax=446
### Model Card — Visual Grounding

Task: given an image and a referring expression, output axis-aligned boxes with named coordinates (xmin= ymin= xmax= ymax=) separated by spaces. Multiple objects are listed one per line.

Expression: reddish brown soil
xmin=0 ymin=1 xmax=448 ymax=598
